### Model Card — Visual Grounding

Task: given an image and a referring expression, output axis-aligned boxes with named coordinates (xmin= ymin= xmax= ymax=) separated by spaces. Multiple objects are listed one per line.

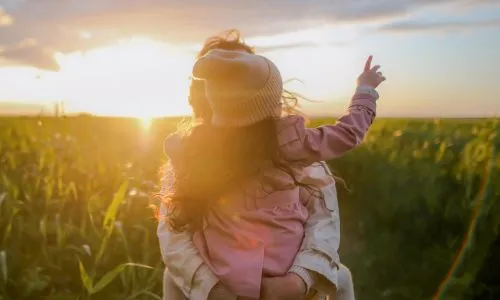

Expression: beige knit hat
xmin=192 ymin=49 xmax=283 ymax=127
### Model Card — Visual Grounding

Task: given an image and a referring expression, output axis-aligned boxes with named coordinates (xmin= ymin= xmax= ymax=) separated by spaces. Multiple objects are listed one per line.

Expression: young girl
xmin=160 ymin=30 xmax=354 ymax=300
xmin=163 ymin=49 xmax=384 ymax=299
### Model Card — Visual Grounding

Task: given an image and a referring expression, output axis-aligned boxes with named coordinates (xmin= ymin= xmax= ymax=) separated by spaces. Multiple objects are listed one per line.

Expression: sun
xmin=51 ymin=36 xmax=194 ymax=118
xmin=138 ymin=115 xmax=153 ymax=131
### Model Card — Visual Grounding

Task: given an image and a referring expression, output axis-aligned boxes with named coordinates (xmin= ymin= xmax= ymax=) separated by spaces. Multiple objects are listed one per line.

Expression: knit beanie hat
xmin=192 ymin=49 xmax=283 ymax=127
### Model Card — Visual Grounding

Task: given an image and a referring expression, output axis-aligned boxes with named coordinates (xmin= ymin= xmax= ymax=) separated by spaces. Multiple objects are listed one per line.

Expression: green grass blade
xmin=95 ymin=181 xmax=128 ymax=265
xmin=78 ymin=259 xmax=93 ymax=293
xmin=91 ymin=263 xmax=153 ymax=295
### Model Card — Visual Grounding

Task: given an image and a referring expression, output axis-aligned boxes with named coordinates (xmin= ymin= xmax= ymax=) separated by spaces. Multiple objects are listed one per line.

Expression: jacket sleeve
xmin=157 ymin=162 xmax=219 ymax=299
xmin=290 ymin=161 xmax=342 ymax=295
xmin=281 ymin=87 xmax=377 ymax=166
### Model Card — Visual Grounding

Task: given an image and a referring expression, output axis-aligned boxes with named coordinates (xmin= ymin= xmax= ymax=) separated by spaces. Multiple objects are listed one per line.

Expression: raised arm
xmin=308 ymin=89 xmax=376 ymax=160
xmin=280 ymin=55 xmax=385 ymax=165
xmin=279 ymin=87 xmax=377 ymax=167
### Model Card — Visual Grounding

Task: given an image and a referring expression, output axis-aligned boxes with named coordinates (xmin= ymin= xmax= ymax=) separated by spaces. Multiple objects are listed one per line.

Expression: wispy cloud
xmin=0 ymin=39 xmax=59 ymax=71
xmin=379 ymin=18 xmax=500 ymax=33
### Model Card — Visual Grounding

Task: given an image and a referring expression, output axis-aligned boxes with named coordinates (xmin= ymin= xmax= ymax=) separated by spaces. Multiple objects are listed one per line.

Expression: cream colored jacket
xmin=157 ymin=161 xmax=341 ymax=299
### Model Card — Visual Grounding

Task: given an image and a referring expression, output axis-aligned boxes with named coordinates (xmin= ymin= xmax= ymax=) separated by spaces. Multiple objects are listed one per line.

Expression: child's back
xmin=164 ymin=49 xmax=383 ymax=299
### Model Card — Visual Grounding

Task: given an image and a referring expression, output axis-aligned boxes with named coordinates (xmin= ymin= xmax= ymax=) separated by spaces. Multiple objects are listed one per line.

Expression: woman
xmin=157 ymin=30 xmax=355 ymax=300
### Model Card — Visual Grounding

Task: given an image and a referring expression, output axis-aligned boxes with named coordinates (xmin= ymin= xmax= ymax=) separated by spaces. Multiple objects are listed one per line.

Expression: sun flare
xmin=49 ymin=36 xmax=194 ymax=118
xmin=138 ymin=116 xmax=153 ymax=131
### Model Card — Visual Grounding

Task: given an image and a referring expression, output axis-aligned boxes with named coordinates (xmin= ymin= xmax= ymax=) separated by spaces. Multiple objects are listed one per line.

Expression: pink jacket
xmin=159 ymin=160 xmax=344 ymax=300
xmin=165 ymin=90 xmax=377 ymax=299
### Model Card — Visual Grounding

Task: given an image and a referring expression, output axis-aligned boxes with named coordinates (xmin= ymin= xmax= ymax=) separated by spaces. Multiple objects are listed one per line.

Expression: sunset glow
xmin=138 ymin=116 xmax=153 ymax=131
xmin=10 ymin=37 xmax=193 ymax=118
xmin=54 ymin=37 xmax=194 ymax=117
xmin=1 ymin=33 xmax=361 ymax=118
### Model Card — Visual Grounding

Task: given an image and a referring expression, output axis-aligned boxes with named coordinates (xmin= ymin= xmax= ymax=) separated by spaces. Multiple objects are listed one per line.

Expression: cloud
xmin=0 ymin=39 xmax=59 ymax=71
xmin=254 ymin=41 xmax=349 ymax=53
xmin=379 ymin=18 xmax=500 ymax=33
xmin=0 ymin=7 xmax=13 ymax=26
xmin=0 ymin=0 xmax=498 ymax=70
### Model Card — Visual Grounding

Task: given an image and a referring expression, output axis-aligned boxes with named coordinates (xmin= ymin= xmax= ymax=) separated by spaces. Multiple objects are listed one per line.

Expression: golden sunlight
xmin=49 ymin=36 xmax=194 ymax=117
xmin=138 ymin=116 xmax=153 ymax=131
xmin=13 ymin=31 xmax=358 ymax=119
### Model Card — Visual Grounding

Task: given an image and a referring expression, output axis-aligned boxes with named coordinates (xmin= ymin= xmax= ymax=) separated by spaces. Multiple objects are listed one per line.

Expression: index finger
xmin=364 ymin=55 xmax=373 ymax=72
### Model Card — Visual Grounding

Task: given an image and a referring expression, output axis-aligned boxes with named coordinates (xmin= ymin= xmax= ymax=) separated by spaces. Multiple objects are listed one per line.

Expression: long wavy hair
xmin=163 ymin=30 xmax=320 ymax=233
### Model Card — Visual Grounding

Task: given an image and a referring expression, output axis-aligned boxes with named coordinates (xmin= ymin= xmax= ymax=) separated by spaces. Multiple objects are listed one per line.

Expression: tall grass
xmin=0 ymin=116 xmax=498 ymax=299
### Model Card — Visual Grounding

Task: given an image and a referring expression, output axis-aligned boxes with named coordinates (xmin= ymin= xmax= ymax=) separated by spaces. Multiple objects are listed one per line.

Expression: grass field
xmin=0 ymin=116 xmax=499 ymax=300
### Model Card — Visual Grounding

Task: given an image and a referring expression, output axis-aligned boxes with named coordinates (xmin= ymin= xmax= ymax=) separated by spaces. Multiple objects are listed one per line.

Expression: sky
xmin=0 ymin=0 xmax=499 ymax=118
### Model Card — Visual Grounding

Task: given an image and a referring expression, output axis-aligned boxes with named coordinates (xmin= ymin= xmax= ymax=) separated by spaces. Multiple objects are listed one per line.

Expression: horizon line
xmin=0 ymin=112 xmax=497 ymax=120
